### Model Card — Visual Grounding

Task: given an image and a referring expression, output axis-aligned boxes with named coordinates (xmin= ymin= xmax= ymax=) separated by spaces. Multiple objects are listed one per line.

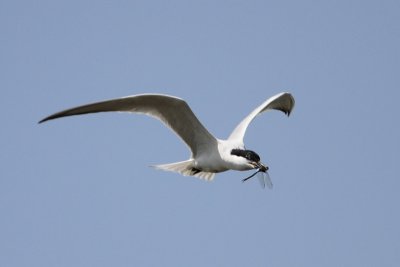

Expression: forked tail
xmin=151 ymin=159 xmax=215 ymax=181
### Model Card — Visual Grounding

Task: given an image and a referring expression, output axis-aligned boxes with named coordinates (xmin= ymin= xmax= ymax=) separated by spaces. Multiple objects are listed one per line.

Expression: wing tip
xmin=38 ymin=117 xmax=48 ymax=124
xmin=38 ymin=114 xmax=62 ymax=124
xmin=281 ymin=91 xmax=295 ymax=117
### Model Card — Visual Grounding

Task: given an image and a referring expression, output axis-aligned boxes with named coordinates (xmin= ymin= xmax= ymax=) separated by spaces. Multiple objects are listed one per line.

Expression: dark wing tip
xmin=38 ymin=117 xmax=51 ymax=124
xmin=38 ymin=112 xmax=68 ymax=124
xmin=280 ymin=108 xmax=291 ymax=116
xmin=282 ymin=92 xmax=295 ymax=117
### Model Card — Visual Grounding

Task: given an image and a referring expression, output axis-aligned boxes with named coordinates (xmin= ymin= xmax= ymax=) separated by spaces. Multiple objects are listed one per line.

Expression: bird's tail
xmin=151 ymin=159 xmax=215 ymax=181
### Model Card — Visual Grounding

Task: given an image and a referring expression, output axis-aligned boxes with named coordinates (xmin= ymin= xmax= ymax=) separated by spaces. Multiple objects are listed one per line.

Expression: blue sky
xmin=1 ymin=0 xmax=399 ymax=266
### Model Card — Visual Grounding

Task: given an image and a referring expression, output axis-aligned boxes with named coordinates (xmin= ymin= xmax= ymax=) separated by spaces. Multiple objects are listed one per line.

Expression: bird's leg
xmin=191 ymin=167 xmax=201 ymax=175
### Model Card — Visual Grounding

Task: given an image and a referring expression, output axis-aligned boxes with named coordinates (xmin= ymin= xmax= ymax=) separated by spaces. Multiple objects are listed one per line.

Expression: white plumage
xmin=39 ymin=92 xmax=294 ymax=187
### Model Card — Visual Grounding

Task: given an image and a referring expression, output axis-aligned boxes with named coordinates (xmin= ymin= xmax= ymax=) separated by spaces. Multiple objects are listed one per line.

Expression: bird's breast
xmin=193 ymin=152 xmax=229 ymax=173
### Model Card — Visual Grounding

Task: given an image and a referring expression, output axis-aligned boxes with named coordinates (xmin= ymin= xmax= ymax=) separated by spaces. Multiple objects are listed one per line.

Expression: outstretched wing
xmin=228 ymin=92 xmax=295 ymax=142
xmin=39 ymin=94 xmax=217 ymax=156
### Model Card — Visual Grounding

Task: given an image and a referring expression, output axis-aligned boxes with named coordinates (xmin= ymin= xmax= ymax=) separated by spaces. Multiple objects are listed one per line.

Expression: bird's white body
xmin=40 ymin=92 xmax=295 ymax=185
xmin=151 ymin=139 xmax=247 ymax=180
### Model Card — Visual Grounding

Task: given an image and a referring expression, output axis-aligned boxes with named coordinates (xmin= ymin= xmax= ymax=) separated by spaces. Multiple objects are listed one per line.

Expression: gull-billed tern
xmin=39 ymin=92 xmax=294 ymax=188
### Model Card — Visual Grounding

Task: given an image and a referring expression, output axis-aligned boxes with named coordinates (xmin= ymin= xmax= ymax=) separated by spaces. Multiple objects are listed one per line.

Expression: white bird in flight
xmin=39 ymin=92 xmax=294 ymax=188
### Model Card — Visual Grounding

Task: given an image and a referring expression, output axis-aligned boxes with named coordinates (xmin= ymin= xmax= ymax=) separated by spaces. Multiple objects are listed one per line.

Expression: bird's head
xmin=230 ymin=148 xmax=271 ymax=187
xmin=230 ymin=149 xmax=268 ymax=172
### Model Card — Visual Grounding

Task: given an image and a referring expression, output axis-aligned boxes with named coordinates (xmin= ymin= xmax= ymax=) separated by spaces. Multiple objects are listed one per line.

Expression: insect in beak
xmin=242 ymin=162 xmax=268 ymax=182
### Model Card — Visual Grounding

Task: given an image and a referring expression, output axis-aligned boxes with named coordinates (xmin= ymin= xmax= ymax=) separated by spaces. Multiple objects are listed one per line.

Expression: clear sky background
xmin=1 ymin=1 xmax=399 ymax=266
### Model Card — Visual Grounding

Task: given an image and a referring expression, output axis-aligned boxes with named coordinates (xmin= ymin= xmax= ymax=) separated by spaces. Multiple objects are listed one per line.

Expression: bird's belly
xmin=193 ymin=154 xmax=229 ymax=173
